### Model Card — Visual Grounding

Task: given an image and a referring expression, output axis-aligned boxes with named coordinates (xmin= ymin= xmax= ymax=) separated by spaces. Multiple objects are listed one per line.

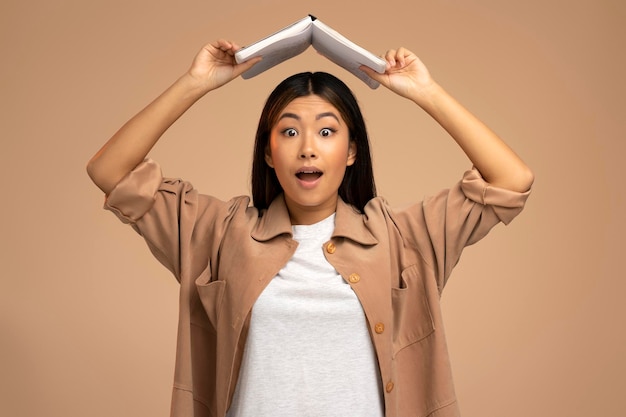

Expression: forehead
xmin=279 ymin=95 xmax=341 ymax=118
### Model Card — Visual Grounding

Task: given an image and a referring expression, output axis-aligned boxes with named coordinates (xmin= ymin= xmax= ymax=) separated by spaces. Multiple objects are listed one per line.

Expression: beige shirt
xmin=105 ymin=159 xmax=530 ymax=417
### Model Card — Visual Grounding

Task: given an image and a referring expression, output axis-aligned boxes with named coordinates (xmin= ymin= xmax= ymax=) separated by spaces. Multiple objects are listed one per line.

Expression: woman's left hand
xmin=361 ymin=48 xmax=435 ymax=103
xmin=363 ymin=48 xmax=534 ymax=193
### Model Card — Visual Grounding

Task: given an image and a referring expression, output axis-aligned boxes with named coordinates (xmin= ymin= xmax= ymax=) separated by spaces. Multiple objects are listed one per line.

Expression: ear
xmin=264 ymin=146 xmax=274 ymax=168
xmin=346 ymin=141 xmax=357 ymax=166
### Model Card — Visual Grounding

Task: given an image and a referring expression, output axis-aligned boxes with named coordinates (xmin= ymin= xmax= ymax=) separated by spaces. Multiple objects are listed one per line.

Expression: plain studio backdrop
xmin=1 ymin=0 xmax=624 ymax=416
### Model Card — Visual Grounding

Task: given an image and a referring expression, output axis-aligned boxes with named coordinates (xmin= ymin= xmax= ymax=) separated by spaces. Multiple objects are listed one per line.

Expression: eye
xmin=282 ymin=128 xmax=298 ymax=137
xmin=320 ymin=128 xmax=336 ymax=137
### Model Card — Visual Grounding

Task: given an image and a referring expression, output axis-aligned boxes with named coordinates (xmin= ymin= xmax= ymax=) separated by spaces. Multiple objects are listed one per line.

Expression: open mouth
xmin=296 ymin=169 xmax=323 ymax=182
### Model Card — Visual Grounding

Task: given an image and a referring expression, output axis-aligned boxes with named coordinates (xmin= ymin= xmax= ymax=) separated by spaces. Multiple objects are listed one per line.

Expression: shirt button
xmin=326 ymin=242 xmax=336 ymax=254
xmin=374 ymin=323 xmax=385 ymax=334
xmin=386 ymin=381 xmax=394 ymax=393
xmin=348 ymin=273 xmax=360 ymax=283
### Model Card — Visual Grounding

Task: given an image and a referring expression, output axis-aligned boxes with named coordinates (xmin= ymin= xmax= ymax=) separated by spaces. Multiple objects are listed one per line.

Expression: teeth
xmin=296 ymin=170 xmax=322 ymax=180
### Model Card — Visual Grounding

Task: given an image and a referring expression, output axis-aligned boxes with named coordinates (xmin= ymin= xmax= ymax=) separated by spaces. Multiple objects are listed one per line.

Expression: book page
xmin=311 ymin=21 xmax=386 ymax=89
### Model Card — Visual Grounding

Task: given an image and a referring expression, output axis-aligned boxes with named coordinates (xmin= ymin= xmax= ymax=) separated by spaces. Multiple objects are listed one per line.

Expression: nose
xmin=298 ymin=133 xmax=317 ymax=159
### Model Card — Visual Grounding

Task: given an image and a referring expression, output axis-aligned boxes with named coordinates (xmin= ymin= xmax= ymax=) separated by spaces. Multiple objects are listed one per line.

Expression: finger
xmin=223 ymin=40 xmax=239 ymax=56
xmin=383 ymin=49 xmax=397 ymax=67
xmin=215 ymin=39 xmax=239 ymax=56
xmin=214 ymin=39 xmax=231 ymax=49
xmin=359 ymin=65 xmax=385 ymax=85
xmin=233 ymin=56 xmax=262 ymax=77
xmin=396 ymin=47 xmax=407 ymax=67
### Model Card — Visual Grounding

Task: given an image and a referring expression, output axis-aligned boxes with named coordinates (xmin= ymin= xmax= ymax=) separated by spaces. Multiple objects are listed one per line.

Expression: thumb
xmin=233 ymin=56 xmax=263 ymax=78
xmin=360 ymin=65 xmax=389 ymax=88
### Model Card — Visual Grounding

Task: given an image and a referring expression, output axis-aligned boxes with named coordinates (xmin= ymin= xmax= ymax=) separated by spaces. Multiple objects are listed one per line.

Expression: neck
xmin=285 ymin=197 xmax=337 ymax=225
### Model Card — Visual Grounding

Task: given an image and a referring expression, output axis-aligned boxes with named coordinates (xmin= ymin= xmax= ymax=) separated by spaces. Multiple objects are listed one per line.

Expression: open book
xmin=234 ymin=15 xmax=387 ymax=89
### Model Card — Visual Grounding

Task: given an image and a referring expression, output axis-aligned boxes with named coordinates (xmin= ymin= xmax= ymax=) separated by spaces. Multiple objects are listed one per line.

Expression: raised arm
xmin=86 ymin=40 xmax=261 ymax=194
xmin=361 ymin=48 xmax=534 ymax=193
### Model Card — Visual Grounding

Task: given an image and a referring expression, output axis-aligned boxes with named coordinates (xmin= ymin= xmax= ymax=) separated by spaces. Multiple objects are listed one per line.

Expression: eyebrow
xmin=277 ymin=112 xmax=340 ymax=122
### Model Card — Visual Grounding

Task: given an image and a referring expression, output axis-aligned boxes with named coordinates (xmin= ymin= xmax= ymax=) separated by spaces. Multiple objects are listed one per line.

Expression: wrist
xmin=408 ymin=81 xmax=446 ymax=112
xmin=177 ymin=71 xmax=215 ymax=99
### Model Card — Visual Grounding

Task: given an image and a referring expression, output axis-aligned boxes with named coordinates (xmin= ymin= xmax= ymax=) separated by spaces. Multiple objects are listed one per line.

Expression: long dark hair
xmin=251 ymin=72 xmax=376 ymax=213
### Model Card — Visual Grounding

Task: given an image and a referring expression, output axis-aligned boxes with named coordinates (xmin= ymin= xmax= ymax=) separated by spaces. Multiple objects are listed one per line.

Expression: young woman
xmin=87 ymin=40 xmax=533 ymax=417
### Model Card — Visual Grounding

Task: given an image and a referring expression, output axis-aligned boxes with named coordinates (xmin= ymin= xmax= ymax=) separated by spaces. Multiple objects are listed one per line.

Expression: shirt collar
xmin=251 ymin=194 xmax=378 ymax=246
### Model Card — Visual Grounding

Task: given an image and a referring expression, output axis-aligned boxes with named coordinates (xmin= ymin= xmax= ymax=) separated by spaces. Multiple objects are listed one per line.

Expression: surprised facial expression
xmin=265 ymin=95 xmax=357 ymax=225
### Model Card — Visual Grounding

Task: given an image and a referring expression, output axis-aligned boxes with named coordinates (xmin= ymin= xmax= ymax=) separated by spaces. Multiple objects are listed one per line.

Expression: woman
xmin=87 ymin=40 xmax=533 ymax=417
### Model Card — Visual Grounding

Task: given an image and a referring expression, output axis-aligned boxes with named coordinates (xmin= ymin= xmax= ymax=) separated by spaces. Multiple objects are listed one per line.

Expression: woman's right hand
xmin=86 ymin=40 xmax=261 ymax=194
xmin=187 ymin=39 xmax=261 ymax=92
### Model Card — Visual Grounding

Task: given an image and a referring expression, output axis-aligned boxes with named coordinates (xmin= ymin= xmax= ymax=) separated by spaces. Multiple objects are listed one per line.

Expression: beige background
xmin=1 ymin=0 xmax=624 ymax=416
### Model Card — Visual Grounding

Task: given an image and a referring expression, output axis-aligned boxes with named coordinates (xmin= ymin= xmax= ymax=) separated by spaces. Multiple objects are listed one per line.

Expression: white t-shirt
xmin=226 ymin=213 xmax=384 ymax=417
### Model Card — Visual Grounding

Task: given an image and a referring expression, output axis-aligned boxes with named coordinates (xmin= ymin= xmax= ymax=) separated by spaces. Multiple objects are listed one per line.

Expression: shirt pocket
xmin=194 ymin=262 xmax=226 ymax=330
xmin=391 ymin=263 xmax=435 ymax=354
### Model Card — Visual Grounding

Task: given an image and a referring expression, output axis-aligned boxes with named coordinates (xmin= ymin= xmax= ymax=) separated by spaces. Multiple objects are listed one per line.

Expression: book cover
xmin=235 ymin=15 xmax=386 ymax=88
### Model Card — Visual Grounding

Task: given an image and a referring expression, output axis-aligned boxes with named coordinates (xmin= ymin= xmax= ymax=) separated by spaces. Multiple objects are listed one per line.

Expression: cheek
xmin=328 ymin=143 xmax=353 ymax=166
xmin=266 ymin=137 xmax=283 ymax=167
xmin=268 ymin=149 xmax=296 ymax=180
xmin=268 ymin=145 xmax=286 ymax=168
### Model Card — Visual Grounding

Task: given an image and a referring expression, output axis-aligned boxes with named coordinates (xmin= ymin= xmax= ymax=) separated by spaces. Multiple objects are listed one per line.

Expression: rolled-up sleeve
xmin=395 ymin=168 xmax=531 ymax=292
xmin=104 ymin=159 xmax=163 ymax=224
xmin=102 ymin=158 xmax=236 ymax=281
xmin=460 ymin=168 xmax=529 ymax=225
